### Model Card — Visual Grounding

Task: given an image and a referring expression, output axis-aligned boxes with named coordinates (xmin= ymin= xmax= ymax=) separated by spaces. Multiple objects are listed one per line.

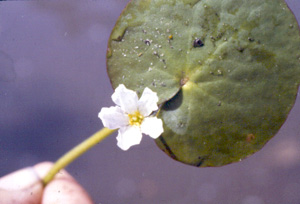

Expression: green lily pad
xmin=106 ymin=0 xmax=300 ymax=167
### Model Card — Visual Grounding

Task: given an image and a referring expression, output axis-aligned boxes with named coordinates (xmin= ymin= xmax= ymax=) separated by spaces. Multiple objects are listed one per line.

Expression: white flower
xmin=98 ymin=84 xmax=164 ymax=150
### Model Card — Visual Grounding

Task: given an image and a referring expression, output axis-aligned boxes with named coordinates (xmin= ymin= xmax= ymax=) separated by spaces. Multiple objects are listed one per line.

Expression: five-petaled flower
xmin=98 ymin=84 xmax=164 ymax=150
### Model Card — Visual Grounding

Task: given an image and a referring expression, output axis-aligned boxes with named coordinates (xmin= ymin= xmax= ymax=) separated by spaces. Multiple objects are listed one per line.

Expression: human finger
xmin=0 ymin=167 xmax=43 ymax=204
xmin=34 ymin=162 xmax=93 ymax=204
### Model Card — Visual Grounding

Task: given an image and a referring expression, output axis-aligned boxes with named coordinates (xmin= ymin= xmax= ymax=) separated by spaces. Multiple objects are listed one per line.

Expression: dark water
xmin=1 ymin=1 xmax=300 ymax=203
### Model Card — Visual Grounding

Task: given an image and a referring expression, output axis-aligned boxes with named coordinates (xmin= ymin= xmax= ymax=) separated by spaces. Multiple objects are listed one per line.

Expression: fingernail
xmin=0 ymin=167 xmax=40 ymax=191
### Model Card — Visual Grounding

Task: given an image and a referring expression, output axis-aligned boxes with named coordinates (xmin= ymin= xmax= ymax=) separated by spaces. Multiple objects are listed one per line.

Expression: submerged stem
xmin=42 ymin=128 xmax=116 ymax=185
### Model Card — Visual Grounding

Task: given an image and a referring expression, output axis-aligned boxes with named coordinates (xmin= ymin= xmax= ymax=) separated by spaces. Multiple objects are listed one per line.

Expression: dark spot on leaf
xmin=248 ymin=37 xmax=255 ymax=42
xmin=177 ymin=121 xmax=185 ymax=128
xmin=210 ymin=36 xmax=216 ymax=41
xmin=144 ymin=39 xmax=151 ymax=45
xmin=237 ymin=47 xmax=245 ymax=52
xmin=196 ymin=156 xmax=207 ymax=167
xmin=193 ymin=38 xmax=204 ymax=47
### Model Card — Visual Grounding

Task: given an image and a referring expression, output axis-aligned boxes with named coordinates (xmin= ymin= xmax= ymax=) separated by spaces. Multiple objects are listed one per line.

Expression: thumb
xmin=34 ymin=162 xmax=93 ymax=204
xmin=0 ymin=167 xmax=43 ymax=204
xmin=0 ymin=162 xmax=93 ymax=204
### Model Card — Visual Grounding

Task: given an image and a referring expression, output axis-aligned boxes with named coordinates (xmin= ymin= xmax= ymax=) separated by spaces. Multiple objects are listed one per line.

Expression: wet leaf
xmin=107 ymin=0 xmax=300 ymax=167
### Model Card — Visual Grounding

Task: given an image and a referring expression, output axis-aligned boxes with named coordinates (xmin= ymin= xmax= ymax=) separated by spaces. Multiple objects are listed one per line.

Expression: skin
xmin=0 ymin=162 xmax=93 ymax=204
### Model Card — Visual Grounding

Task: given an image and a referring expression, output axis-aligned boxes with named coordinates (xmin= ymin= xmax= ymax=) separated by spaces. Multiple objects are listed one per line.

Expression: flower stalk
xmin=42 ymin=84 xmax=163 ymax=186
xmin=42 ymin=128 xmax=116 ymax=186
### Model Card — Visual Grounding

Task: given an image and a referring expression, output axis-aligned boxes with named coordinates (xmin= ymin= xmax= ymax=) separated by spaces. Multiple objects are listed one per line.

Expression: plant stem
xmin=42 ymin=127 xmax=116 ymax=186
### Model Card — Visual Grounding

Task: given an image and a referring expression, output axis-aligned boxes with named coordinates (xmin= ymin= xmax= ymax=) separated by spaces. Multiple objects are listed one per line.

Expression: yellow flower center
xmin=128 ymin=111 xmax=144 ymax=126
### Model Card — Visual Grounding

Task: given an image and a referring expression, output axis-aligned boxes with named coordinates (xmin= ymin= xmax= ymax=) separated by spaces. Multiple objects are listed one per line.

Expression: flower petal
xmin=112 ymin=84 xmax=138 ymax=113
xmin=98 ymin=106 xmax=129 ymax=129
xmin=138 ymin=87 xmax=159 ymax=116
xmin=116 ymin=126 xmax=142 ymax=150
xmin=141 ymin=117 xmax=163 ymax=139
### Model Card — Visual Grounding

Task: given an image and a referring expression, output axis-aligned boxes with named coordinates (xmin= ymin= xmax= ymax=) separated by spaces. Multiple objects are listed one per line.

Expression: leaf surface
xmin=107 ymin=0 xmax=300 ymax=167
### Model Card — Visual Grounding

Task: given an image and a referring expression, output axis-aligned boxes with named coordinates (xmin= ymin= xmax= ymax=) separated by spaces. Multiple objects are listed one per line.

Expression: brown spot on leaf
xmin=246 ymin=134 xmax=255 ymax=142
xmin=180 ymin=77 xmax=189 ymax=86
